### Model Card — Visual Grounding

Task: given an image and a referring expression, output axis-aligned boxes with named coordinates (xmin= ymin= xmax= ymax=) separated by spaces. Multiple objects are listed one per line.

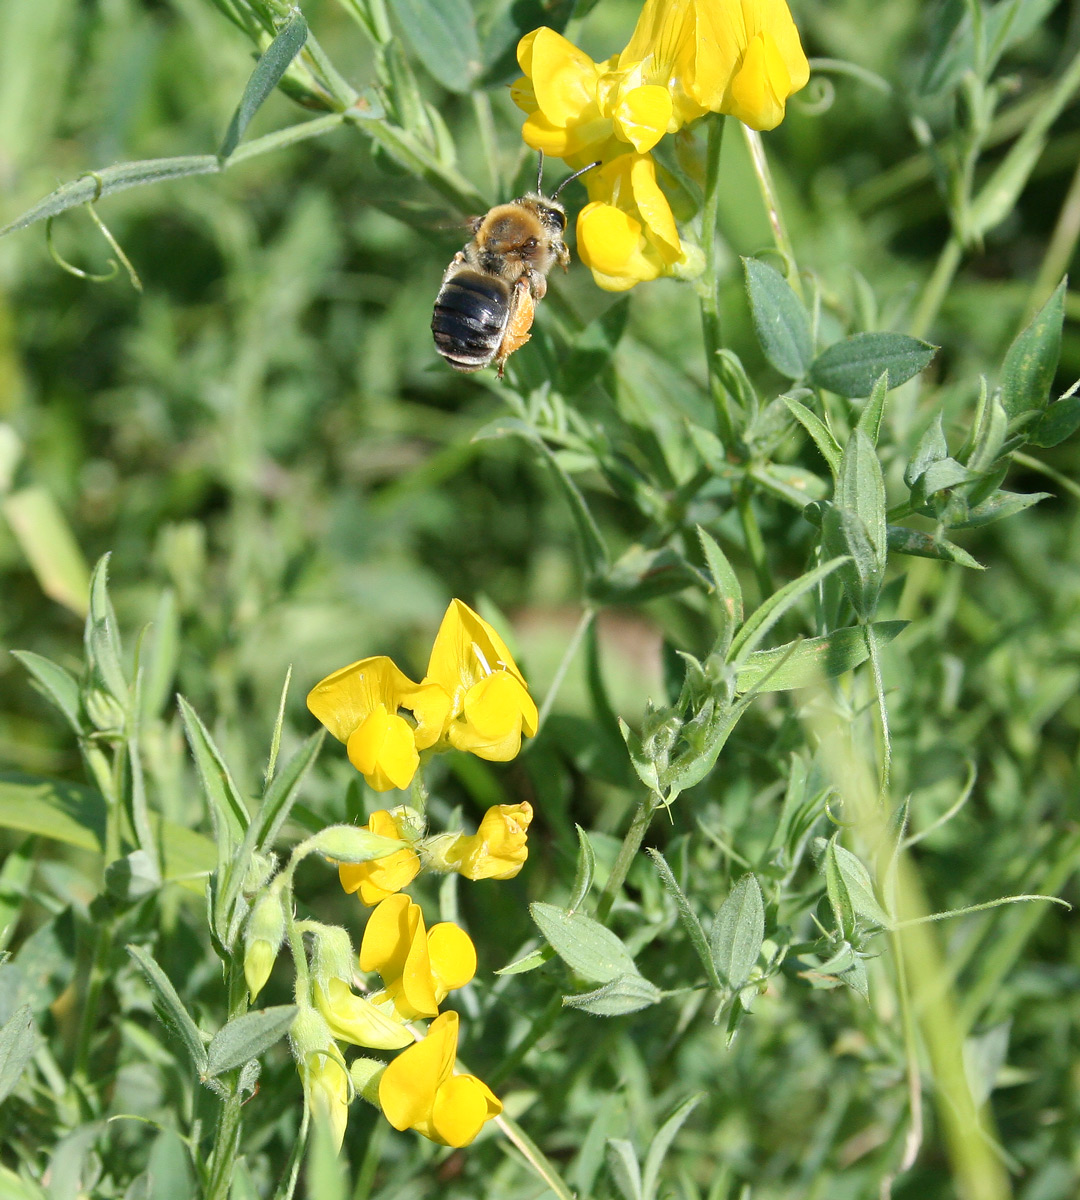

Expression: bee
xmin=431 ymin=155 xmax=597 ymax=376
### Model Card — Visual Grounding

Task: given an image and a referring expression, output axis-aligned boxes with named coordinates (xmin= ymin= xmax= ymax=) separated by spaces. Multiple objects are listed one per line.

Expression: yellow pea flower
xmin=359 ymin=894 xmax=477 ymax=1021
xmin=379 ymin=1011 xmax=502 ymax=1147
xmin=577 ymin=153 xmax=684 ymax=291
xmin=421 ymin=600 xmax=538 ymax=762
xmin=619 ymin=0 xmax=809 ymax=132
xmin=307 ymin=656 xmax=450 ymax=792
xmin=314 ymin=978 xmax=414 ymax=1050
xmin=446 ymin=802 xmax=534 ymax=881
xmin=337 ymin=808 xmax=422 ymax=906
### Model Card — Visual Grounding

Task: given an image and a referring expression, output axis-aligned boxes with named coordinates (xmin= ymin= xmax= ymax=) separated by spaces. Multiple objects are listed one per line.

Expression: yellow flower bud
xmin=244 ymin=891 xmax=286 ymax=1002
xmin=445 ymin=803 xmax=534 ymax=881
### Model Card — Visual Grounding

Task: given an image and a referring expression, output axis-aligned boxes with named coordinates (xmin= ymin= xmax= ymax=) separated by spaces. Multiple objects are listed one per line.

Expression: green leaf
xmin=823 ymin=837 xmax=890 ymax=934
xmin=219 ymin=12 xmax=308 ymax=159
xmin=729 ymin=556 xmax=849 ymax=663
xmin=810 ymin=333 xmax=936 ymax=398
xmin=531 ymin=901 xmax=639 ymax=983
xmin=949 ymin=490 xmax=1050 ymax=530
xmin=647 ymin=849 xmax=721 ymax=989
xmin=139 ymin=588 xmax=180 ymax=723
xmin=606 ymin=1139 xmax=643 ymax=1200
xmin=734 ymin=621 xmax=908 ymax=693
xmin=387 ymin=0 xmax=481 ymax=94
xmin=104 ymin=849 xmax=161 ymax=905
xmin=856 ymin=370 xmax=890 ymax=444
xmin=567 ymin=825 xmax=596 ymax=913
xmin=179 ymin=695 xmax=249 ymax=853
xmin=1001 ymin=280 xmax=1066 ymax=421
xmin=1029 ymin=392 xmax=1080 ymax=447
xmin=257 ymin=730 xmax=323 ymax=854
xmin=0 ymin=774 xmax=214 ymax=886
xmin=84 ymin=554 xmax=127 ymax=702
xmin=496 ymin=945 xmax=554 ymax=975
xmin=697 ymin=527 xmax=743 ymax=651
xmin=905 ymin=413 xmax=949 ymax=487
xmin=886 ymin=525 xmax=985 ymax=569
xmin=205 ymin=1006 xmax=297 ymax=1078
xmin=783 ymin=396 xmax=842 ymax=477
xmin=0 ymin=156 xmax=221 ymax=238
xmin=822 ymin=507 xmax=881 ymax=620
xmin=127 ymin=944 xmax=208 ymax=1075
xmin=710 ymin=873 xmax=765 ymax=990
xmin=563 ymin=974 xmax=663 ymax=1016
xmin=642 ymin=1095 xmax=704 ymax=1200
xmin=11 ymin=651 xmax=84 ymax=735
xmin=743 ymin=257 xmax=813 ymax=379
xmin=0 ymin=1005 xmax=36 ymax=1104
xmin=1 ymin=487 xmax=90 ymax=616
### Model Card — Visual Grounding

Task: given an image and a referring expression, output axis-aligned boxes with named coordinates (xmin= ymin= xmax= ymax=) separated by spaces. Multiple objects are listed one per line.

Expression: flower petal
xmin=316 ymin=979 xmax=414 ymax=1050
xmin=346 ymin=707 xmax=419 ymax=791
xmin=726 ymin=29 xmax=794 ymax=130
xmin=378 ymin=1010 xmax=458 ymax=1132
xmin=428 ymin=922 xmax=477 ymax=996
xmin=307 ymin=656 xmax=416 ymax=743
xmin=430 ymin=1074 xmax=503 ymax=1147
xmin=424 ymin=599 xmax=528 ymax=697
xmin=449 ymin=673 xmax=535 ymax=761
xmin=359 ymin=893 xmax=418 ymax=976
xmin=613 ymin=84 xmax=673 ymax=153
xmin=525 ymin=27 xmax=601 ymax=128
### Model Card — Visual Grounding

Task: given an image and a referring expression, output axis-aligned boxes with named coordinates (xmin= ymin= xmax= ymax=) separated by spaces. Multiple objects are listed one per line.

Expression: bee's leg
xmin=495 ymin=280 xmax=535 ymax=377
xmin=555 ymin=240 xmax=570 ymax=271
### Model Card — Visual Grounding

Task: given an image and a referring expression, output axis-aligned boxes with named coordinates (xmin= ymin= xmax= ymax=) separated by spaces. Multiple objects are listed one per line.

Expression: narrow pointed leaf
xmin=1000 ymin=279 xmax=1065 ymax=420
xmin=810 ymin=333 xmax=935 ymax=398
xmin=734 ymin=621 xmax=908 ymax=693
xmin=743 ymin=257 xmax=813 ymax=379
xmin=219 ymin=12 xmax=308 ymax=159
xmin=205 ymin=1006 xmax=297 ymax=1077
xmin=531 ymin=901 xmax=638 ymax=983
xmin=127 ymin=944 xmax=208 ymax=1074
xmin=710 ymin=874 xmax=765 ymax=990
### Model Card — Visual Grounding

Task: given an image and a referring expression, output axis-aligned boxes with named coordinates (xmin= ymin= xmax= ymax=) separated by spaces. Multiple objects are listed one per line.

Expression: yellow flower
xmin=337 ymin=808 xmax=421 ymax=906
xmin=421 ymin=600 xmax=538 ymax=762
xmin=359 ymin=894 xmax=477 ymax=1021
xmin=619 ymin=0 xmax=809 ymax=132
xmin=446 ymin=802 xmax=534 ymax=881
xmin=314 ymin=978 xmax=414 ymax=1050
xmin=577 ymin=153 xmax=684 ymax=291
xmin=513 ymin=28 xmax=677 ymax=164
xmin=379 ymin=1011 xmax=502 ymax=1146
xmin=307 ymin=656 xmax=450 ymax=792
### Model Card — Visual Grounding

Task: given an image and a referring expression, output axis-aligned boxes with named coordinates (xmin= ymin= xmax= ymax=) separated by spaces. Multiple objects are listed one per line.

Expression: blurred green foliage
xmin=2 ymin=0 xmax=1080 ymax=1198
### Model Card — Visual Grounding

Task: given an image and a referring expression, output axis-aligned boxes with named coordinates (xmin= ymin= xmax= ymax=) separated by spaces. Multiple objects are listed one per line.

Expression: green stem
xmin=866 ymin=623 xmax=892 ymax=802
xmin=535 ymin=607 xmax=595 ymax=735
xmin=910 ymin=236 xmax=963 ymax=340
xmin=72 ymin=917 xmax=115 ymax=1080
xmin=204 ymin=1086 xmax=245 ymax=1200
xmin=488 ymin=991 xmax=563 ymax=1088
xmin=742 ymin=125 xmax=801 ymax=296
xmin=1028 ymin=154 xmax=1080 ymax=319
xmin=736 ymin=483 xmax=772 ymax=602
xmin=596 ymin=791 xmax=662 ymax=922
xmin=700 ymin=115 xmax=738 ymax=451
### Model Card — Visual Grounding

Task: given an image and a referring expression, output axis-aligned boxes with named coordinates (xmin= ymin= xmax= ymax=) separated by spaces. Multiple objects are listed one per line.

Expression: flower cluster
xmin=264 ymin=599 xmax=537 ymax=1152
xmin=511 ymin=0 xmax=809 ymax=289
xmin=307 ymin=599 xmax=537 ymax=793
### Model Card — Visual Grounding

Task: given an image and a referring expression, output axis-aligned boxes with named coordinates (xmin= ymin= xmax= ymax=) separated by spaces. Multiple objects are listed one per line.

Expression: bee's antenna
xmin=536 ymin=150 xmax=545 ymax=196
xmin=550 ymin=161 xmax=601 ymax=202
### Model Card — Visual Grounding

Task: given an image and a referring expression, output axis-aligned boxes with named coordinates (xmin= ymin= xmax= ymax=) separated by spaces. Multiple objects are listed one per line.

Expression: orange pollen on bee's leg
xmin=495 ymin=286 xmax=535 ymax=376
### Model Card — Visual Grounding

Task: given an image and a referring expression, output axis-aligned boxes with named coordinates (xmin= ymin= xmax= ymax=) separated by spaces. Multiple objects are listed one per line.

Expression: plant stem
xmin=910 ymin=236 xmax=962 ymax=340
xmin=535 ymin=607 xmax=595 ymax=735
xmin=742 ymin=125 xmax=801 ymax=296
xmin=1027 ymin=151 xmax=1080 ymax=322
xmin=736 ymin=483 xmax=772 ymax=602
xmin=700 ymin=115 xmax=738 ymax=451
xmin=204 ymin=1085 xmax=246 ymax=1200
xmin=488 ymin=991 xmax=563 ymax=1088
xmin=596 ymin=791 xmax=662 ymax=922
xmin=866 ymin=624 xmax=893 ymax=801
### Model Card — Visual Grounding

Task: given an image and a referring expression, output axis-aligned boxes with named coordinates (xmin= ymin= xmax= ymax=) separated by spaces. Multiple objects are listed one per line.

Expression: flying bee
xmin=431 ymin=155 xmax=597 ymax=376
